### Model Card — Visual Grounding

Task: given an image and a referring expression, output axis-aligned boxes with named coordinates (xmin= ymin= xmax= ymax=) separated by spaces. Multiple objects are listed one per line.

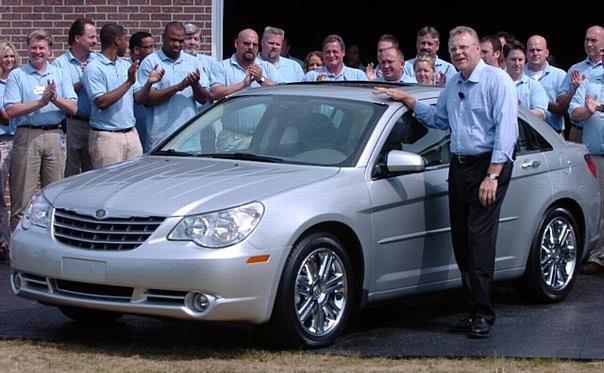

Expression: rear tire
xmin=266 ymin=232 xmax=353 ymax=348
xmin=516 ymin=207 xmax=580 ymax=303
xmin=58 ymin=306 xmax=123 ymax=323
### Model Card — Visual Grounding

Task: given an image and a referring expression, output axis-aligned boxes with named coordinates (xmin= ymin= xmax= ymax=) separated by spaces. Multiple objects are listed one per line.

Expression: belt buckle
xmin=457 ymin=155 xmax=467 ymax=164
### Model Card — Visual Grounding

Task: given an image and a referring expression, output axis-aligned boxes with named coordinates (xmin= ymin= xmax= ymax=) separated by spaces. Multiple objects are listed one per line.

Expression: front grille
xmin=53 ymin=209 xmax=164 ymax=251
xmin=55 ymin=279 xmax=133 ymax=299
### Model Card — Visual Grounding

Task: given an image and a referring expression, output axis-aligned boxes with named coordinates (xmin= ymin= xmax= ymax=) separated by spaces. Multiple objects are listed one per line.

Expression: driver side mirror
xmin=386 ymin=150 xmax=425 ymax=173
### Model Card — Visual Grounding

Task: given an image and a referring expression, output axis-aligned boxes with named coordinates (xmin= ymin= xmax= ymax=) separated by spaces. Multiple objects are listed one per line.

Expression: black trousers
xmin=448 ymin=154 xmax=513 ymax=325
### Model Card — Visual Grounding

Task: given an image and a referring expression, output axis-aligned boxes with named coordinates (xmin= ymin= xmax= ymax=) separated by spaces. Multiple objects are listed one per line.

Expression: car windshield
xmin=155 ymin=95 xmax=386 ymax=167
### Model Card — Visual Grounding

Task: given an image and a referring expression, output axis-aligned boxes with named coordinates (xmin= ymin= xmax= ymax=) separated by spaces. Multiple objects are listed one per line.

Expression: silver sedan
xmin=10 ymin=83 xmax=600 ymax=348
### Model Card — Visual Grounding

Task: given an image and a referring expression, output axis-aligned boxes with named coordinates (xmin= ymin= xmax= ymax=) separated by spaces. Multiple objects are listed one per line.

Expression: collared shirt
xmin=4 ymin=62 xmax=77 ymax=128
xmin=558 ymin=57 xmax=603 ymax=96
xmin=404 ymin=56 xmax=457 ymax=83
xmin=210 ymin=54 xmax=283 ymax=88
xmin=136 ymin=49 xmax=210 ymax=150
xmin=514 ymin=74 xmax=549 ymax=120
xmin=569 ymin=76 xmax=604 ymax=154
xmin=375 ymin=73 xmax=416 ymax=84
xmin=52 ymin=49 xmax=96 ymax=117
xmin=414 ymin=60 xmax=518 ymax=163
xmin=0 ymin=79 xmax=16 ymax=135
xmin=259 ymin=55 xmax=304 ymax=83
xmin=302 ymin=65 xmax=368 ymax=81
xmin=83 ymin=53 xmax=137 ymax=130
xmin=524 ymin=63 xmax=566 ymax=131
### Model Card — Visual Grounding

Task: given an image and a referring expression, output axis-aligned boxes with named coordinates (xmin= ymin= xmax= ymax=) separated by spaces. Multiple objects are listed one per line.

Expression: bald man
xmin=524 ymin=35 xmax=567 ymax=133
xmin=556 ymin=25 xmax=604 ymax=141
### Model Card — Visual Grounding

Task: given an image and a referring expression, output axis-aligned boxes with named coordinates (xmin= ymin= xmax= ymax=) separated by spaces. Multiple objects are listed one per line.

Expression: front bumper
xmin=10 ymin=221 xmax=286 ymax=324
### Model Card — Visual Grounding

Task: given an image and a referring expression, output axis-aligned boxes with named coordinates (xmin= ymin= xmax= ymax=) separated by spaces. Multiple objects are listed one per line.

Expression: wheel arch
xmin=548 ymin=198 xmax=585 ymax=258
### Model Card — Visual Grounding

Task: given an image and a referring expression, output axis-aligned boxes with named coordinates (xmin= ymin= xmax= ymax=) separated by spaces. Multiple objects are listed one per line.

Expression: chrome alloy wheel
xmin=294 ymin=247 xmax=348 ymax=337
xmin=540 ymin=216 xmax=577 ymax=291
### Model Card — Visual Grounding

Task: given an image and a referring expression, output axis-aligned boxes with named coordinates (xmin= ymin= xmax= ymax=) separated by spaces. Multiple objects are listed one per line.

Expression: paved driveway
xmin=1 ymin=262 xmax=603 ymax=359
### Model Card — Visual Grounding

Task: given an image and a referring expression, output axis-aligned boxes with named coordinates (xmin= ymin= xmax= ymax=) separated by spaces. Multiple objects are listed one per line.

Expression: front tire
xmin=267 ymin=232 xmax=353 ymax=348
xmin=516 ymin=207 xmax=580 ymax=303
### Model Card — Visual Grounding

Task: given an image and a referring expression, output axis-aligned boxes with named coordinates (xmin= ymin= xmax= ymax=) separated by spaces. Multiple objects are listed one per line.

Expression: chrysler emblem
xmin=95 ymin=209 xmax=107 ymax=219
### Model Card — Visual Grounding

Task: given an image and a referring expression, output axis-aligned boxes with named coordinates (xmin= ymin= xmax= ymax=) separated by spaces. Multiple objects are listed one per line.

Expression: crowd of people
xmin=0 ymin=18 xmax=603 ymax=338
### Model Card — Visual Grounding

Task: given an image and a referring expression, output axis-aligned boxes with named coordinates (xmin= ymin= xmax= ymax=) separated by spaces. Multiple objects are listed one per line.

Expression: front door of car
xmin=367 ymin=110 xmax=459 ymax=295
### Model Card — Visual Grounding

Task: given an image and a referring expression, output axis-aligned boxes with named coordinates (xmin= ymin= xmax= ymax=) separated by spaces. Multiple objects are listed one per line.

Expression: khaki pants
xmin=64 ymin=117 xmax=92 ymax=177
xmin=89 ymin=128 xmax=142 ymax=169
xmin=10 ymin=127 xmax=65 ymax=230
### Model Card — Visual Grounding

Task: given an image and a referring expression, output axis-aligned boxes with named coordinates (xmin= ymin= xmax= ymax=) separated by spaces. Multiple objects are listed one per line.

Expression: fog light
xmin=188 ymin=292 xmax=209 ymax=313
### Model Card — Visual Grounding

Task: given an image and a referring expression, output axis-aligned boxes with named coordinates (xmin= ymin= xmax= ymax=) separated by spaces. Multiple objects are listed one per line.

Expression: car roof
xmin=232 ymin=81 xmax=442 ymax=104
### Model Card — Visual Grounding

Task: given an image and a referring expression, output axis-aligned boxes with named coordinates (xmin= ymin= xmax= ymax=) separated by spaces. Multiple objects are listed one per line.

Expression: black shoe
xmin=467 ymin=317 xmax=491 ymax=338
xmin=449 ymin=315 xmax=473 ymax=333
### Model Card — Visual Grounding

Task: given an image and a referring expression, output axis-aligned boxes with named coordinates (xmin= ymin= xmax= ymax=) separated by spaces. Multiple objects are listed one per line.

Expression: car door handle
xmin=521 ymin=160 xmax=541 ymax=169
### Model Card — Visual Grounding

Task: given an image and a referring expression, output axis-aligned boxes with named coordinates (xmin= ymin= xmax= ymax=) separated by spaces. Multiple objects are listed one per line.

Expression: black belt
xmin=20 ymin=124 xmax=61 ymax=130
xmin=67 ymin=114 xmax=90 ymax=121
xmin=91 ymin=127 xmax=134 ymax=133
xmin=453 ymin=152 xmax=491 ymax=164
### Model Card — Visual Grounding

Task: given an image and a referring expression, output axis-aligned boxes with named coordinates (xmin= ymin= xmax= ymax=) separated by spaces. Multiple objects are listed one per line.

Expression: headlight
xmin=21 ymin=193 xmax=52 ymax=230
xmin=168 ymin=201 xmax=264 ymax=248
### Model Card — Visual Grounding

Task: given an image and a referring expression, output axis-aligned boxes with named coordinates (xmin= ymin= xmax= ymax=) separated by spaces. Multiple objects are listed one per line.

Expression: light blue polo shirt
xmin=302 ymin=65 xmax=368 ymax=81
xmin=52 ymin=49 xmax=96 ymax=117
xmin=404 ymin=56 xmax=457 ymax=83
xmin=4 ymin=62 xmax=77 ymax=128
xmin=0 ymin=79 xmax=16 ymax=135
xmin=375 ymin=74 xmax=416 ymax=83
xmin=524 ymin=63 xmax=566 ymax=131
xmin=83 ymin=53 xmax=137 ymax=130
xmin=260 ymin=55 xmax=304 ymax=83
xmin=195 ymin=53 xmax=220 ymax=85
xmin=136 ymin=49 xmax=210 ymax=151
xmin=210 ymin=54 xmax=283 ymax=88
xmin=413 ymin=60 xmax=518 ymax=163
xmin=569 ymin=77 xmax=604 ymax=154
xmin=514 ymin=74 xmax=549 ymax=120
xmin=558 ymin=57 xmax=603 ymax=96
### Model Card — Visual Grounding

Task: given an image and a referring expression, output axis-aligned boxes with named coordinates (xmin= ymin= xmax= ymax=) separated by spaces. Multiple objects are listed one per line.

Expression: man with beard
xmin=52 ymin=17 xmax=97 ymax=177
xmin=82 ymin=23 xmax=163 ymax=168
xmin=209 ymin=28 xmax=282 ymax=151
xmin=258 ymin=26 xmax=304 ymax=83
xmin=136 ymin=22 xmax=211 ymax=152
xmin=404 ymin=26 xmax=457 ymax=85
xmin=210 ymin=28 xmax=281 ymax=100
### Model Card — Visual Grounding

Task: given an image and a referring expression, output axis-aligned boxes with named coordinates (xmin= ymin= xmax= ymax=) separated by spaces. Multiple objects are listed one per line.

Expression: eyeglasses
xmin=458 ymin=92 xmax=465 ymax=100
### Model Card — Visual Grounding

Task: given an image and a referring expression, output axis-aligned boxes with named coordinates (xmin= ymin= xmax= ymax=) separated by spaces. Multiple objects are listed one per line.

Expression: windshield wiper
xmin=200 ymin=152 xmax=284 ymax=163
xmin=151 ymin=149 xmax=194 ymax=157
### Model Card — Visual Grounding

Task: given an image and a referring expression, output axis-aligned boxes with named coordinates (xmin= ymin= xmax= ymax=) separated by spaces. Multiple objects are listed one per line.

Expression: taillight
xmin=584 ymin=154 xmax=597 ymax=178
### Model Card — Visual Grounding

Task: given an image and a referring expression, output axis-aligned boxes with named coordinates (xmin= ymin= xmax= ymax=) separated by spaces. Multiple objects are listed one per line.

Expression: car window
xmin=381 ymin=111 xmax=451 ymax=167
xmin=515 ymin=117 xmax=553 ymax=155
xmin=159 ymin=95 xmax=386 ymax=167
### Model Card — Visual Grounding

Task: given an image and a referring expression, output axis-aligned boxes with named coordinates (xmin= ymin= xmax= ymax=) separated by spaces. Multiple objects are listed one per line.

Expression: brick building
xmin=0 ymin=0 xmax=224 ymax=59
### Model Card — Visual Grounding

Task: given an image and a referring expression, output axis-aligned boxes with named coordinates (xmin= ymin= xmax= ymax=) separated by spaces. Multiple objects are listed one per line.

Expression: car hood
xmin=44 ymin=156 xmax=339 ymax=217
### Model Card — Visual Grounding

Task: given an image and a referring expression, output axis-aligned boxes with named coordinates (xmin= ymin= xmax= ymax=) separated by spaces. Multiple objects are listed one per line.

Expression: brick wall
xmin=0 ymin=0 xmax=213 ymax=60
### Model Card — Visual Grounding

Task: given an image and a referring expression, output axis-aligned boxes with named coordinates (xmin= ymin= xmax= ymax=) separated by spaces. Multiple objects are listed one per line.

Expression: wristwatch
xmin=487 ymin=173 xmax=499 ymax=180
xmin=257 ymin=76 xmax=266 ymax=84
